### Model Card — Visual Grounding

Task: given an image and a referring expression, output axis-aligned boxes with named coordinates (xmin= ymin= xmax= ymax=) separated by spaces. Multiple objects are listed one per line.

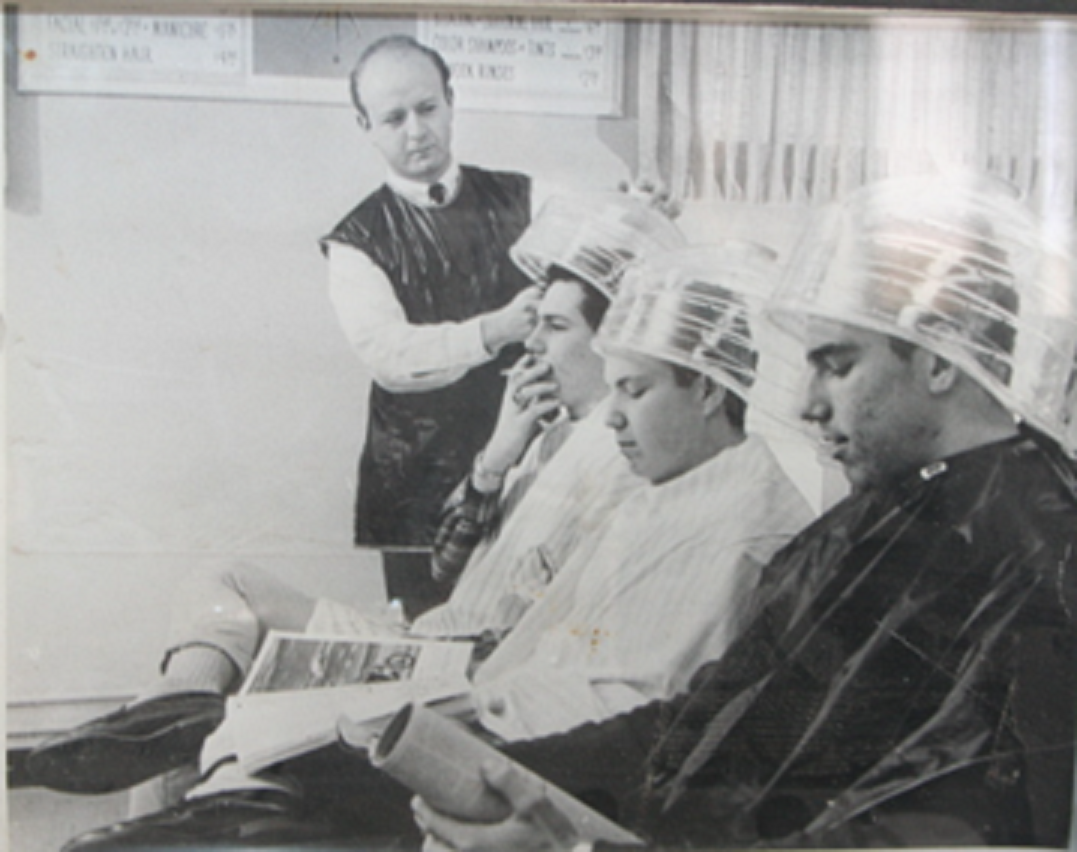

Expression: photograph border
xmin=6 ymin=2 xmax=1077 ymax=851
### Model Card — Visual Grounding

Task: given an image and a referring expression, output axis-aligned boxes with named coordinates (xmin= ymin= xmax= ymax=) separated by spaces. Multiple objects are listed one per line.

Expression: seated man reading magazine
xmin=54 ymin=239 xmax=813 ymax=850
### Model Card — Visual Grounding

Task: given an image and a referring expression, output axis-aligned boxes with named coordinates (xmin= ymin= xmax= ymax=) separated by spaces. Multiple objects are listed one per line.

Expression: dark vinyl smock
xmin=323 ymin=167 xmax=531 ymax=548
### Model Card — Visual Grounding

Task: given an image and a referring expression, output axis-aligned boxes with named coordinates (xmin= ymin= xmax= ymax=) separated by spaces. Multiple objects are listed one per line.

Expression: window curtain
xmin=637 ymin=20 xmax=1077 ymax=218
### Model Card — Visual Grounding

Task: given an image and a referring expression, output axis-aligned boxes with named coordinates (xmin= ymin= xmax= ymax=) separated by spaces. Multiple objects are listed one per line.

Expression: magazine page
xmin=228 ymin=631 xmax=474 ymax=772
xmin=239 ymin=629 xmax=474 ymax=695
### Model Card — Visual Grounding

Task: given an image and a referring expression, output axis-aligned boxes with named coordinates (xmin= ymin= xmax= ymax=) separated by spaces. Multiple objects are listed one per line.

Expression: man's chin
xmin=406 ymin=157 xmax=448 ymax=183
xmin=842 ymin=462 xmax=903 ymax=495
xmin=839 ymin=461 xmax=871 ymax=492
xmin=624 ymin=456 xmax=646 ymax=480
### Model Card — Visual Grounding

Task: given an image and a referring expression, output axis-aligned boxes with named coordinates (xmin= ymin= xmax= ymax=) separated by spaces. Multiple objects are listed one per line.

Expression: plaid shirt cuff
xmin=431 ymin=476 xmax=502 ymax=585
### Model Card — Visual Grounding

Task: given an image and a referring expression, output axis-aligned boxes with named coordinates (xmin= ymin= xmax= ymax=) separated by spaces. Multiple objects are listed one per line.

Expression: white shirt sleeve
xmin=326 ymin=242 xmax=495 ymax=393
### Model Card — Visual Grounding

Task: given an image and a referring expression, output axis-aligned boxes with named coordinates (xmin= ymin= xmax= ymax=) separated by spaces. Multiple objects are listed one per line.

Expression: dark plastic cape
xmin=512 ymin=433 xmax=1077 ymax=848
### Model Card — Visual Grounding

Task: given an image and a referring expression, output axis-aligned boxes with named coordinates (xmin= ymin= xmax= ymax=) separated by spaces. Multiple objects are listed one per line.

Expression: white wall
xmin=5 ymin=87 xmax=638 ymax=733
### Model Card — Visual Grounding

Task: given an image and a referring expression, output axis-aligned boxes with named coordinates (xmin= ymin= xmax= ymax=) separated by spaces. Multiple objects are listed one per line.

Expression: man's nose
xmin=404 ymin=111 xmax=427 ymax=138
xmin=606 ymin=407 xmax=627 ymax=431
xmin=799 ymin=376 xmax=830 ymax=424
xmin=524 ymin=326 xmax=545 ymax=354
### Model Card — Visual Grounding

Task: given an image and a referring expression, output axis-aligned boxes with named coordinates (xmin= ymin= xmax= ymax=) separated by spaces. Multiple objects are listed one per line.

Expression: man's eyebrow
xmin=806 ymin=342 xmax=857 ymax=365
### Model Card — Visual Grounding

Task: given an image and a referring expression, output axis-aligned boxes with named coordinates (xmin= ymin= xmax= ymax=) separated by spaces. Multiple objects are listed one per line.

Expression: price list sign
xmin=18 ymin=12 xmax=248 ymax=95
xmin=418 ymin=16 xmax=624 ymax=117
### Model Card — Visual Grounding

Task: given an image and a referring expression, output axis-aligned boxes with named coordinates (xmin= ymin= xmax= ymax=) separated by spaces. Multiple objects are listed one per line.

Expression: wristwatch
xmin=472 ymin=450 xmax=507 ymax=493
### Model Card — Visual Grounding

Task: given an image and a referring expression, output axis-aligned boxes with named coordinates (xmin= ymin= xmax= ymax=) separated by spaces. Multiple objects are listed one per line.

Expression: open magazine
xmin=225 ymin=630 xmax=473 ymax=774
xmin=351 ymin=702 xmax=644 ymax=847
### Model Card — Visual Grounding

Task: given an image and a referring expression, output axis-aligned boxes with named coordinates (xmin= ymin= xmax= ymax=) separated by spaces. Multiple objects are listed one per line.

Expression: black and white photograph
xmin=6 ymin=2 xmax=1077 ymax=850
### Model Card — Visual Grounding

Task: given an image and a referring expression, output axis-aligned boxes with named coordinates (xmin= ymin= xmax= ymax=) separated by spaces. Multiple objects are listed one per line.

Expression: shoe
xmin=61 ymin=789 xmax=344 ymax=851
xmin=27 ymin=691 xmax=226 ymax=794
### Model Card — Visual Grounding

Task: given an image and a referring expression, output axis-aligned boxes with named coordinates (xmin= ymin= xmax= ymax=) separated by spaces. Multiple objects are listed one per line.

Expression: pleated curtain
xmin=637 ymin=19 xmax=1077 ymax=218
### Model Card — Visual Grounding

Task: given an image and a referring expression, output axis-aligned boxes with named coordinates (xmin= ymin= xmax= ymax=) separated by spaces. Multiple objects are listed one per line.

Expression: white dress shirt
xmin=470 ymin=434 xmax=816 ymax=741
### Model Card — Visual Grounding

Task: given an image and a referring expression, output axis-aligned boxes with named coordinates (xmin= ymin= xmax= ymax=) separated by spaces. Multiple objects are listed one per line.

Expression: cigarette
xmin=501 ymin=355 xmax=538 ymax=377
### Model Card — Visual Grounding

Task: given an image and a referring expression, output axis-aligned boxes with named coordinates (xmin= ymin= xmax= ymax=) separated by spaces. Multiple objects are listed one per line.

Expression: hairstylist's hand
xmin=482 ymin=286 xmax=542 ymax=353
xmin=618 ymin=176 xmax=682 ymax=219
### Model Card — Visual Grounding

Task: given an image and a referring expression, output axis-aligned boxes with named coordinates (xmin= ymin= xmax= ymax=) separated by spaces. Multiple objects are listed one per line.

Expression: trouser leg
xmin=381 ymin=550 xmax=446 ymax=621
xmin=162 ymin=562 xmax=318 ymax=681
xmin=27 ymin=565 xmax=321 ymax=799
xmin=283 ymin=743 xmax=419 ymax=842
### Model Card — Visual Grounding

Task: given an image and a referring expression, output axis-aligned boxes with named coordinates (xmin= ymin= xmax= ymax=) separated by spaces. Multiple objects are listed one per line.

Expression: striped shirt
xmin=471 ymin=434 xmax=815 ymax=741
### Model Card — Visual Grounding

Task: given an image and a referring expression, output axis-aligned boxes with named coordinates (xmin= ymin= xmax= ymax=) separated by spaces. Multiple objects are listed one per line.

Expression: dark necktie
xmin=428 ymin=183 xmax=447 ymax=205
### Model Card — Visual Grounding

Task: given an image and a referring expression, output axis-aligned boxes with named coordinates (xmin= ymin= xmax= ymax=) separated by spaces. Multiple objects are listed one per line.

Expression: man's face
xmin=800 ymin=318 xmax=941 ymax=491
xmin=356 ymin=49 xmax=454 ymax=184
xmin=604 ymin=352 xmax=710 ymax=485
xmin=525 ymin=280 xmax=607 ymax=420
